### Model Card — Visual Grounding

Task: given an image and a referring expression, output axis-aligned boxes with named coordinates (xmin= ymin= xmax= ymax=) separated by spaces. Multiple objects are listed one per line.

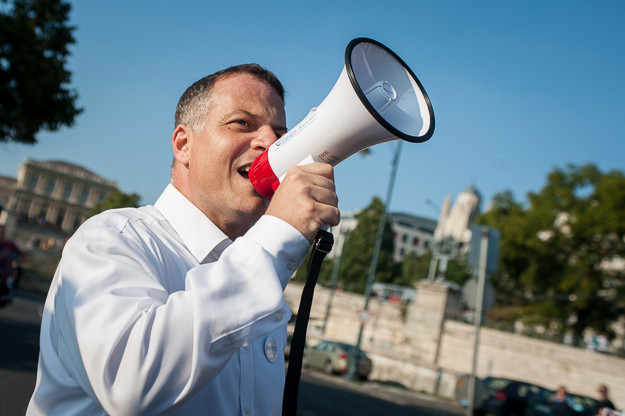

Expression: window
xmin=72 ymin=214 xmax=83 ymax=229
xmin=45 ymin=179 xmax=55 ymax=196
xmin=27 ymin=174 xmax=38 ymax=191
xmin=39 ymin=205 xmax=48 ymax=221
xmin=55 ymin=208 xmax=65 ymax=227
xmin=79 ymin=188 xmax=89 ymax=204
xmin=62 ymin=184 xmax=73 ymax=200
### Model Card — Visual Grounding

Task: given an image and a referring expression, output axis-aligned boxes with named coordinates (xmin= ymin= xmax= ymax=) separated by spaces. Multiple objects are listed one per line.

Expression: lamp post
xmin=425 ymin=198 xmax=441 ymax=281
xmin=346 ymin=140 xmax=402 ymax=380
xmin=321 ymin=228 xmax=348 ymax=335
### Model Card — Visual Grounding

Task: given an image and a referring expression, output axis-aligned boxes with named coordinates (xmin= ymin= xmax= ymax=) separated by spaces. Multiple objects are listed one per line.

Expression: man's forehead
xmin=213 ymin=75 xmax=285 ymax=120
xmin=215 ymin=73 xmax=283 ymax=101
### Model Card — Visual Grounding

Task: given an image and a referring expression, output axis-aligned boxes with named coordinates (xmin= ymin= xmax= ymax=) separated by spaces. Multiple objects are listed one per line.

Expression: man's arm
xmin=51 ymin=214 xmax=306 ymax=414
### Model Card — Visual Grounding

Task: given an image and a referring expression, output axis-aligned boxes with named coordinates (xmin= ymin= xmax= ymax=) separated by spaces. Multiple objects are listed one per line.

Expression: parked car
xmin=472 ymin=377 xmax=545 ymax=416
xmin=303 ymin=340 xmax=373 ymax=380
xmin=524 ymin=388 xmax=599 ymax=416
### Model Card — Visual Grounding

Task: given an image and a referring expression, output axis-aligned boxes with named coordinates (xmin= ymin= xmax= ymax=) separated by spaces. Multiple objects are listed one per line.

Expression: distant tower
xmin=428 ymin=185 xmax=481 ymax=280
xmin=434 ymin=185 xmax=482 ymax=245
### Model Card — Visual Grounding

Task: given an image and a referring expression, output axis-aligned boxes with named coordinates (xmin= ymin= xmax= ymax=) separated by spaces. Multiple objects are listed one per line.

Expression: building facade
xmin=330 ymin=210 xmax=437 ymax=263
xmin=0 ymin=175 xmax=17 ymax=212
xmin=1 ymin=159 xmax=117 ymax=248
xmin=389 ymin=212 xmax=437 ymax=262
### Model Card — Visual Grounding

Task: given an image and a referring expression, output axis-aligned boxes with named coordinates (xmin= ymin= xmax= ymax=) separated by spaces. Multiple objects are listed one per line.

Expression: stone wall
xmin=284 ymin=280 xmax=625 ymax=406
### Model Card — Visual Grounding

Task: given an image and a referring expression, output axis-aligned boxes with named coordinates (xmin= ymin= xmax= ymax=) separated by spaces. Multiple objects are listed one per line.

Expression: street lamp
xmin=346 ymin=140 xmax=402 ymax=380
xmin=321 ymin=228 xmax=349 ymax=335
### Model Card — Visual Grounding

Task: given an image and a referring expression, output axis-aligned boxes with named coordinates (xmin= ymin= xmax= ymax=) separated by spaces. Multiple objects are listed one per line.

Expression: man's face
xmin=182 ymin=73 xmax=287 ymax=236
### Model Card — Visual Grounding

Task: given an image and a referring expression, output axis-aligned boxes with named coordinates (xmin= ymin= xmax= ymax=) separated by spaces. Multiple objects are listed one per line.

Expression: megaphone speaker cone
xmin=249 ymin=37 xmax=434 ymax=200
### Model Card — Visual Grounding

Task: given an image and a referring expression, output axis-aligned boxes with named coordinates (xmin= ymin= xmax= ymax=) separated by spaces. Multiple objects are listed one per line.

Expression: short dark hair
xmin=175 ymin=64 xmax=285 ymax=132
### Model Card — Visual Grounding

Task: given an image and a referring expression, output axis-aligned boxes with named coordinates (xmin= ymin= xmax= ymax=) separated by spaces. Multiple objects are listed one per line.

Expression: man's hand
xmin=265 ymin=163 xmax=340 ymax=243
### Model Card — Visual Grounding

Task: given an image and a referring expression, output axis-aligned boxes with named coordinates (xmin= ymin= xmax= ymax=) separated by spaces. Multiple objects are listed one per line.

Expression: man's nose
xmin=251 ymin=125 xmax=279 ymax=151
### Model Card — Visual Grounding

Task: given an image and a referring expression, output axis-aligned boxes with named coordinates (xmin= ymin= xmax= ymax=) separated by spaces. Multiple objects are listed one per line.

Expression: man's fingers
xmin=266 ymin=163 xmax=340 ymax=242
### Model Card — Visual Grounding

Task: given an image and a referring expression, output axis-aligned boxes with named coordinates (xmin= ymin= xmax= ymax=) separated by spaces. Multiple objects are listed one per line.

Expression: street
xmin=298 ymin=371 xmax=463 ymax=416
xmin=0 ymin=291 xmax=463 ymax=415
xmin=0 ymin=291 xmax=44 ymax=416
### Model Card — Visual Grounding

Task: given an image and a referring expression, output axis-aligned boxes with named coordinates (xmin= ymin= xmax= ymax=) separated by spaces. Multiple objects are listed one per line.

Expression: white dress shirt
xmin=27 ymin=184 xmax=310 ymax=415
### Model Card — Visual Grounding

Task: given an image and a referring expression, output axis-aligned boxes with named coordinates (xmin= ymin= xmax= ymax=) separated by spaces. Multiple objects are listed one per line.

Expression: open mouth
xmin=238 ymin=165 xmax=250 ymax=180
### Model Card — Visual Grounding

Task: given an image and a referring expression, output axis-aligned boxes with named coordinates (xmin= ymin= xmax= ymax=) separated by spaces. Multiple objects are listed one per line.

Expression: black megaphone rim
xmin=345 ymin=37 xmax=435 ymax=143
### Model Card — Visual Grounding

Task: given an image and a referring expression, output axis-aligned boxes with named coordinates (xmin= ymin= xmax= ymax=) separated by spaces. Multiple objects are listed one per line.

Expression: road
xmin=0 ymin=291 xmax=44 ymax=416
xmin=297 ymin=371 xmax=464 ymax=416
xmin=0 ymin=291 xmax=464 ymax=415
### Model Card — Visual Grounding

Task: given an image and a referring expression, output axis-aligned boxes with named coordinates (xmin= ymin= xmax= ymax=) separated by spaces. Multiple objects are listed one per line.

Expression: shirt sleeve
xmin=51 ymin=213 xmax=310 ymax=415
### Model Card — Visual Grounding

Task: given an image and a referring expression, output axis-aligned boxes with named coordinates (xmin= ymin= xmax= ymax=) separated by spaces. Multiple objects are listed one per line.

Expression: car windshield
xmin=571 ymin=395 xmax=598 ymax=411
xmin=485 ymin=378 xmax=511 ymax=390
xmin=535 ymin=389 xmax=554 ymax=400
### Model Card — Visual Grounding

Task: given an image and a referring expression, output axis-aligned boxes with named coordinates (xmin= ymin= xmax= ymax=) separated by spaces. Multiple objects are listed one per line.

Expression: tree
xmin=477 ymin=164 xmax=625 ymax=342
xmin=292 ymin=249 xmax=335 ymax=285
xmin=338 ymin=197 xmax=395 ymax=293
xmin=396 ymin=251 xmax=430 ymax=286
xmin=0 ymin=0 xmax=82 ymax=144
xmin=87 ymin=189 xmax=141 ymax=218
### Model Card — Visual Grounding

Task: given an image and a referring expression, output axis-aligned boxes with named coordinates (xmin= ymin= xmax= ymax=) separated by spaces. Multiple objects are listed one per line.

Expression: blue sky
xmin=1 ymin=1 xmax=623 ymax=221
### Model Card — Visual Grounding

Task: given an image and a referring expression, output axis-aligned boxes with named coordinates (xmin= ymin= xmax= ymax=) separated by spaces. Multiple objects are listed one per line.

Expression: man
xmin=549 ymin=385 xmax=575 ymax=416
xmin=594 ymin=384 xmax=616 ymax=416
xmin=27 ymin=64 xmax=340 ymax=415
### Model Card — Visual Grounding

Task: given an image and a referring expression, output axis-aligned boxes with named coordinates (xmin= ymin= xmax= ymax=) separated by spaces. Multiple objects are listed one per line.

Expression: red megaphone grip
xmin=249 ymin=151 xmax=280 ymax=200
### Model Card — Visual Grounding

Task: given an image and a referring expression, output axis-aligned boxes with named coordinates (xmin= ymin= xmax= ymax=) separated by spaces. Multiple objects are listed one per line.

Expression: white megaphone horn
xmin=249 ymin=37 xmax=435 ymax=200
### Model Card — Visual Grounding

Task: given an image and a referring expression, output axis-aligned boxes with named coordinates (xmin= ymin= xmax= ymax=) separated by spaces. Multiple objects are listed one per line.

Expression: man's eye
xmin=234 ymin=120 xmax=249 ymax=127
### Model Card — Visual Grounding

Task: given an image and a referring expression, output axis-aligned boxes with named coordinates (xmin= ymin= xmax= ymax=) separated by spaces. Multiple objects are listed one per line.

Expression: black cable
xmin=282 ymin=229 xmax=334 ymax=416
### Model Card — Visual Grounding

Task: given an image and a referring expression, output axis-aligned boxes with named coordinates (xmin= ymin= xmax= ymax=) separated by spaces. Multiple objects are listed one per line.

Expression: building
xmin=1 ymin=159 xmax=117 ymax=249
xmin=389 ymin=212 xmax=437 ymax=262
xmin=329 ymin=210 xmax=437 ymax=263
xmin=0 ymin=175 xmax=16 ymax=212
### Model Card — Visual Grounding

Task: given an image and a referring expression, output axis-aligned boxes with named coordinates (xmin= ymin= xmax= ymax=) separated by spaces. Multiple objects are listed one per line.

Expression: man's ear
xmin=172 ymin=124 xmax=192 ymax=167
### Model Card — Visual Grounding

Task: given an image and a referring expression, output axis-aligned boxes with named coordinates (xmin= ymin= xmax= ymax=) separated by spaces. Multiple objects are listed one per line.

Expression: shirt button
xmin=274 ymin=314 xmax=282 ymax=322
xmin=287 ymin=262 xmax=297 ymax=272
xmin=245 ymin=406 xmax=251 ymax=414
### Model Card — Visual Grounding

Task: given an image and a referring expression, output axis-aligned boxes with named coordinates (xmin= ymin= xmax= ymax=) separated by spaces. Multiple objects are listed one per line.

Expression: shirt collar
xmin=154 ymin=184 xmax=230 ymax=262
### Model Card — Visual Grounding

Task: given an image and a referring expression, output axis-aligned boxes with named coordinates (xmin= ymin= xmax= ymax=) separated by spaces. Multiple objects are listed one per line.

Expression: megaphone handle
xmin=282 ymin=229 xmax=334 ymax=416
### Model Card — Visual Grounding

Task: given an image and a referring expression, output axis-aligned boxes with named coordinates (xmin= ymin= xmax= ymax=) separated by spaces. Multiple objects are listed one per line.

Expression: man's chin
xmin=239 ymin=196 xmax=269 ymax=218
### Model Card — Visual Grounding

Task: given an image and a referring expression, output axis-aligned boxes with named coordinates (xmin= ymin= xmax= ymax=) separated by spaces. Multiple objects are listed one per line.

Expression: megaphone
xmin=249 ymin=37 xmax=435 ymax=199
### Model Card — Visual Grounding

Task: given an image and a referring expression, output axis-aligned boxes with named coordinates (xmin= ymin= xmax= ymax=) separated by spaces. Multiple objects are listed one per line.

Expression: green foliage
xmin=477 ymin=163 xmax=625 ymax=340
xmin=445 ymin=259 xmax=472 ymax=286
xmin=0 ymin=0 xmax=82 ymax=144
xmin=396 ymin=251 xmax=430 ymax=286
xmin=292 ymin=248 xmax=335 ymax=285
xmin=87 ymin=189 xmax=141 ymax=218
xmin=334 ymin=197 xmax=395 ymax=293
